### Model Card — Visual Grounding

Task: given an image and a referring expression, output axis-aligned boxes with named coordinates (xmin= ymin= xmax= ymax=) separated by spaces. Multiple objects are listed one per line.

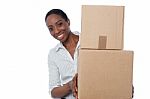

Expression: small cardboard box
xmin=78 ymin=49 xmax=133 ymax=99
xmin=81 ymin=5 xmax=124 ymax=49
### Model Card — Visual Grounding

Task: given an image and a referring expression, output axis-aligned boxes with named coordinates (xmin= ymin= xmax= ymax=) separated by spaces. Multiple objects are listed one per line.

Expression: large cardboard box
xmin=81 ymin=5 xmax=124 ymax=49
xmin=78 ymin=49 xmax=133 ymax=99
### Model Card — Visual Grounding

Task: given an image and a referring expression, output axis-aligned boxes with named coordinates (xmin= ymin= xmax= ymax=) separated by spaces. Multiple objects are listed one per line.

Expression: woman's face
xmin=46 ymin=14 xmax=70 ymax=42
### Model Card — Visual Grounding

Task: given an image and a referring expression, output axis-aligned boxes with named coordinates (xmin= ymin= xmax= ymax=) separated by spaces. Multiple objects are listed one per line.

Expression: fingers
xmin=132 ymin=85 xmax=134 ymax=98
xmin=72 ymin=73 xmax=78 ymax=98
xmin=72 ymin=81 xmax=77 ymax=97
xmin=73 ymin=91 xmax=78 ymax=99
xmin=76 ymin=95 xmax=78 ymax=99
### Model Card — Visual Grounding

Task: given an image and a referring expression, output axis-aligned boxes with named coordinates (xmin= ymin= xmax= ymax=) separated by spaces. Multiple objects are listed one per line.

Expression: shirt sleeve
xmin=48 ymin=53 xmax=61 ymax=94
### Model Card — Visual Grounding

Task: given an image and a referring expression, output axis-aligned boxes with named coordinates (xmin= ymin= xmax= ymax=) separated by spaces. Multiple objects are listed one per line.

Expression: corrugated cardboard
xmin=81 ymin=5 xmax=124 ymax=49
xmin=78 ymin=49 xmax=133 ymax=99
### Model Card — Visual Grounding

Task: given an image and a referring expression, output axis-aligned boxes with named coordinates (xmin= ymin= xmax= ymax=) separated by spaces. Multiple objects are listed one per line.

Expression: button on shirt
xmin=48 ymin=32 xmax=80 ymax=99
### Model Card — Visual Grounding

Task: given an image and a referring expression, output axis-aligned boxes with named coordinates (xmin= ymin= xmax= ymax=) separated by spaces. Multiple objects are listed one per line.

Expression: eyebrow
xmin=47 ymin=20 xmax=62 ymax=28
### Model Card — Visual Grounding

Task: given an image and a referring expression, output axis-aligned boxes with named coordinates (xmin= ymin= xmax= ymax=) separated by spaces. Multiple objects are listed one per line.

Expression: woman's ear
xmin=67 ymin=19 xmax=70 ymax=26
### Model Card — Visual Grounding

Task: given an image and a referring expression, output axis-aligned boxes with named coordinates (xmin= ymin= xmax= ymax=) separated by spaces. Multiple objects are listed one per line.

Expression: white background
xmin=0 ymin=0 xmax=149 ymax=99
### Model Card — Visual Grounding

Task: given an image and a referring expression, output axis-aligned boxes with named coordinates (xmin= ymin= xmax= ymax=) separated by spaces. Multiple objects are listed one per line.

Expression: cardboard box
xmin=81 ymin=5 xmax=124 ymax=49
xmin=78 ymin=49 xmax=133 ymax=99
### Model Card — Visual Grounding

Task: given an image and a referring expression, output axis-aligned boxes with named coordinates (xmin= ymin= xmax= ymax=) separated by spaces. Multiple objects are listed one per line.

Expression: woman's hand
xmin=72 ymin=73 xmax=78 ymax=99
xmin=132 ymin=85 xmax=134 ymax=98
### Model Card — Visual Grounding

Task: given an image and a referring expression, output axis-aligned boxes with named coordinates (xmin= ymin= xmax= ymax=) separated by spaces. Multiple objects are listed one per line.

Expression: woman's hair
xmin=45 ymin=9 xmax=69 ymax=22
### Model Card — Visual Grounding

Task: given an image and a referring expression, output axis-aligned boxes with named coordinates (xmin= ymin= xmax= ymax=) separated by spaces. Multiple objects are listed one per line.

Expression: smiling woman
xmin=46 ymin=14 xmax=71 ymax=42
xmin=45 ymin=9 xmax=79 ymax=99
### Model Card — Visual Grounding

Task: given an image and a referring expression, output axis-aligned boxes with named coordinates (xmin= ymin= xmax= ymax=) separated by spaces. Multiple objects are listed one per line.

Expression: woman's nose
xmin=54 ymin=27 xmax=60 ymax=34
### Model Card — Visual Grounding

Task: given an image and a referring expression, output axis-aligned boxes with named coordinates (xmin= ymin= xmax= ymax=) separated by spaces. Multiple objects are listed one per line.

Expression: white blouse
xmin=48 ymin=31 xmax=80 ymax=99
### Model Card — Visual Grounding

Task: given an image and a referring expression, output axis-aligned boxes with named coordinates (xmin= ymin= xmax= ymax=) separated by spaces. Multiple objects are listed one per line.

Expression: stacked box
xmin=80 ymin=5 xmax=124 ymax=50
xmin=78 ymin=50 xmax=133 ymax=99
xmin=78 ymin=5 xmax=134 ymax=99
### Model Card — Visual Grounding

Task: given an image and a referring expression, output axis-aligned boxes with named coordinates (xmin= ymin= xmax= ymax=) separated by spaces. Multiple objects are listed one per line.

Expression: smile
xmin=57 ymin=34 xmax=64 ymax=40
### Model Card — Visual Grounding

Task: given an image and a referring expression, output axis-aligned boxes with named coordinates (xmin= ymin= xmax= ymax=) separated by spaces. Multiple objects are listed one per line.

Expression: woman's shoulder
xmin=73 ymin=31 xmax=80 ymax=35
xmin=48 ymin=43 xmax=61 ymax=56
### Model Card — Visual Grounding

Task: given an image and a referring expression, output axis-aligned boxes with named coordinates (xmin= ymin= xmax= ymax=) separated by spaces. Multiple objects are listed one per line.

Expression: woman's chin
xmin=58 ymin=38 xmax=66 ymax=43
xmin=60 ymin=39 xmax=66 ymax=43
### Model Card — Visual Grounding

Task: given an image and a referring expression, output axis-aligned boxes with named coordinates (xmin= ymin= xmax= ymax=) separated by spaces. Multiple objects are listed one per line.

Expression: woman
xmin=45 ymin=9 xmax=78 ymax=99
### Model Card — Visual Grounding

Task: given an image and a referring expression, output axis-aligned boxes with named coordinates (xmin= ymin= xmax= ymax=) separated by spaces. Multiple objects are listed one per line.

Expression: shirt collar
xmin=55 ymin=42 xmax=64 ymax=52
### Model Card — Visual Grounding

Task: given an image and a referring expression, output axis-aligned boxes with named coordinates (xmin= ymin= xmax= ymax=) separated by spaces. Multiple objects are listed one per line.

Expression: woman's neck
xmin=63 ymin=32 xmax=79 ymax=59
xmin=63 ymin=32 xmax=79 ymax=49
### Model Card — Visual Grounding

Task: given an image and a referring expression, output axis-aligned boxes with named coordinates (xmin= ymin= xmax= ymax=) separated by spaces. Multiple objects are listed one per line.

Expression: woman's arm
xmin=51 ymin=81 xmax=72 ymax=98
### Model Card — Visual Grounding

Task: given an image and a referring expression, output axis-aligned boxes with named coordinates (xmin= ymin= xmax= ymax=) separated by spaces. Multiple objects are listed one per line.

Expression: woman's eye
xmin=49 ymin=28 xmax=53 ymax=32
xmin=58 ymin=22 xmax=62 ymax=26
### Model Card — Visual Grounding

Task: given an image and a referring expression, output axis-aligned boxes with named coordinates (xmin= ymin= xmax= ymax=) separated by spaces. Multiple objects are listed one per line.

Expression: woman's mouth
xmin=57 ymin=34 xmax=64 ymax=40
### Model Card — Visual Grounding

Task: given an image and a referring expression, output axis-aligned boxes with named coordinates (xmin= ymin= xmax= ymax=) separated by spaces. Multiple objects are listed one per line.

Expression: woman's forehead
xmin=47 ymin=14 xmax=64 ymax=21
xmin=46 ymin=14 xmax=64 ymax=26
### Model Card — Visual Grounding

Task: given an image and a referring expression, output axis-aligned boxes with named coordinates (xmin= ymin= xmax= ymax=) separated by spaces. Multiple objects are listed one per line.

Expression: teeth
xmin=58 ymin=34 xmax=63 ymax=39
